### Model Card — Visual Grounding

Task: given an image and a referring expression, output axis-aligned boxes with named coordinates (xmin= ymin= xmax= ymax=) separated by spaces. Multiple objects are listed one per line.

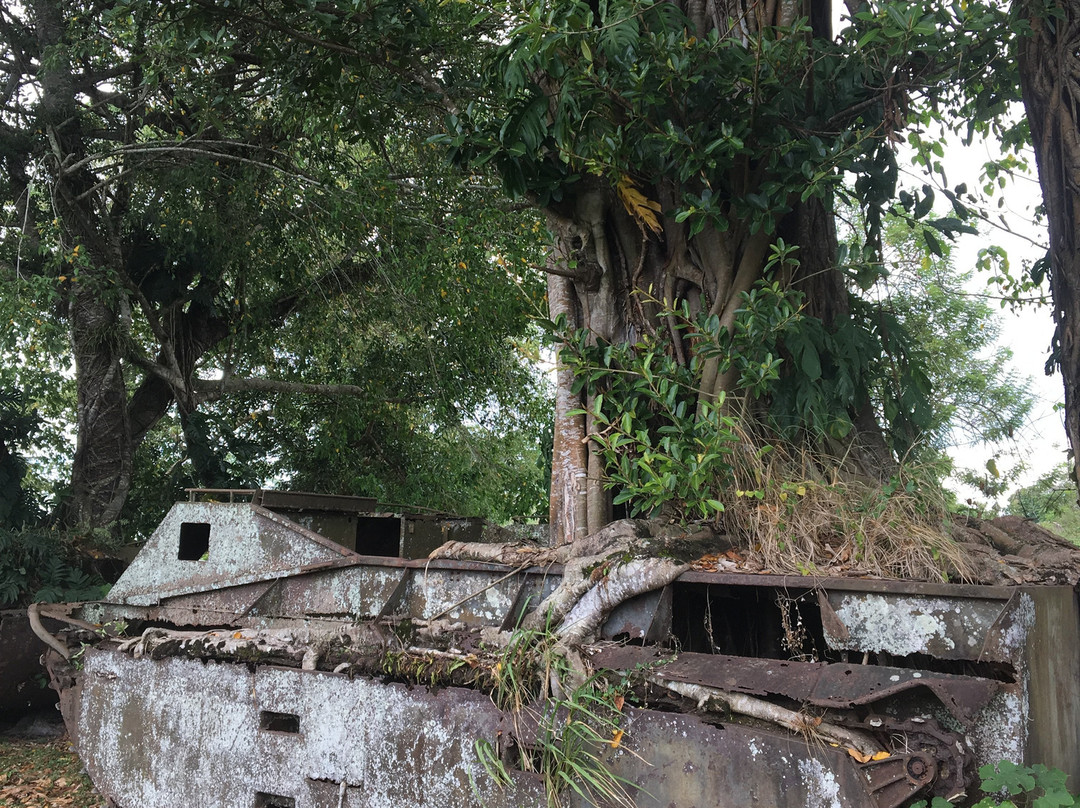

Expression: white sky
xmin=920 ymin=134 xmax=1065 ymax=502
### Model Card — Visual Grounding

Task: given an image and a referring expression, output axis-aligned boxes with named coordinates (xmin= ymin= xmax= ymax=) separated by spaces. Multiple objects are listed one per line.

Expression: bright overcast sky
xmin=925 ymin=133 xmax=1065 ymax=500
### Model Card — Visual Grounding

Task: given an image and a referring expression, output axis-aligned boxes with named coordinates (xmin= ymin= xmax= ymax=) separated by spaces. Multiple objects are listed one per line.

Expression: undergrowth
xmin=724 ymin=439 xmax=971 ymax=581
xmin=0 ymin=737 xmax=101 ymax=808
xmin=474 ymin=623 xmax=637 ymax=808
xmin=557 ymin=247 xmax=972 ymax=583
xmin=913 ymin=760 xmax=1077 ymax=808
xmin=0 ymin=529 xmax=110 ymax=608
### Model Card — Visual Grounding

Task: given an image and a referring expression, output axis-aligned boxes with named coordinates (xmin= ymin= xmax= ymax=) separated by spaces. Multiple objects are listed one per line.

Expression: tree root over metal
xmin=645 ymin=674 xmax=885 ymax=760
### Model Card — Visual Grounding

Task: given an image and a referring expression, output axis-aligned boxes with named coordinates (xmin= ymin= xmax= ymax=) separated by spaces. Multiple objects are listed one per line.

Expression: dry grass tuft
xmin=723 ymin=439 xmax=972 ymax=582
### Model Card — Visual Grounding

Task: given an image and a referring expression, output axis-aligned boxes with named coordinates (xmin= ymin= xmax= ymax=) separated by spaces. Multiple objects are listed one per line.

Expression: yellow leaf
xmin=609 ymin=729 xmax=624 ymax=749
xmin=846 ymin=748 xmax=873 ymax=763
xmin=871 ymin=751 xmax=890 ymax=761
xmin=796 ymin=485 xmax=807 ymax=496
xmin=616 ymin=176 xmax=663 ymax=236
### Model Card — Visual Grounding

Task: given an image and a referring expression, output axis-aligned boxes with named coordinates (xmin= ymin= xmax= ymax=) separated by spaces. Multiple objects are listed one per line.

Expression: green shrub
xmin=914 ymin=760 xmax=1077 ymax=808
xmin=0 ymin=528 xmax=109 ymax=607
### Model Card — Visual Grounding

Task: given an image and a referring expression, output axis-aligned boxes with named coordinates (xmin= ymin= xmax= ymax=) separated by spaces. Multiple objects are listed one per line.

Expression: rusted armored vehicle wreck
xmin=36 ymin=491 xmax=1080 ymax=807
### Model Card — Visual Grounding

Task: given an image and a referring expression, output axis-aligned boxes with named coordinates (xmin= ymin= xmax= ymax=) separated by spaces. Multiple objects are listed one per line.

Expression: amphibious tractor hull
xmin=37 ymin=492 xmax=1080 ymax=808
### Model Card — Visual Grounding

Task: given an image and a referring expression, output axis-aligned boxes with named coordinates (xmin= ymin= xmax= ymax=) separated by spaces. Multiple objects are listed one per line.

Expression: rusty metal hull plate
xmin=75 ymin=650 xmax=881 ymax=808
xmin=822 ymin=591 xmax=1012 ymax=661
xmin=397 ymin=568 xmax=524 ymax=623
xmin=608 ymin=709 xmax=878 ymax=808
xmin=107 ymin=503 xmax=356 ymax=606
xmin=77 ymin=650 xmax=545 ymax=808
xmin=590 ymin=646 xmax=1000 ymax=726
xmin=263 ymin=567 xmax=406 ymax=619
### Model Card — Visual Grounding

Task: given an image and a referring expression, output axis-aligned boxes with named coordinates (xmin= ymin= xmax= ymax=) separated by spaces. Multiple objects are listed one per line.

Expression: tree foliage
xmin=0 ymin=0 xmax=551 ymax=537
xmin=0 ymin=0 xmax=1074 ymax=558
xmin=0 ymin=388 xmax=106 ymax=607
xmin=436 ymin=0 xmax=1051 ymax=541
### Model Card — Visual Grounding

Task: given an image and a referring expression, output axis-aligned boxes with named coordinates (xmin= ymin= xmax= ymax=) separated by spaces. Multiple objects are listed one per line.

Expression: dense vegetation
xmin=0 ymin=0 xmax=1076 ymax=575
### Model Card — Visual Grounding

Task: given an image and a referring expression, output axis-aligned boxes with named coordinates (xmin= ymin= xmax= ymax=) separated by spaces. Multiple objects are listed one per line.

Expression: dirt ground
xmin=0 ymin=715 xmax=100 ymax=808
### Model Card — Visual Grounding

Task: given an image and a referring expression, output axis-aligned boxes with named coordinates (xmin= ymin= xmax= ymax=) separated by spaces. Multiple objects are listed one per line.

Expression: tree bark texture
xmin=547 ymin=252 xmax=592 ymax=544
xmin=65 ymin=288 xmax=133 ymax=530
xmin=32 ymin=0 xmax=133 ymax=531
xmin=1017 ymin=0 xmax=1080 ymax=497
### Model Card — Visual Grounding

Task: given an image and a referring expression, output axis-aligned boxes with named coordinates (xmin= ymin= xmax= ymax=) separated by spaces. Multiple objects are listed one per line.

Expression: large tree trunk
xmin=33 ymin=0 xmax=133 ymax=532
xmin=547 ymin=267 xmax=591 ymax=545
xmin=542 ymin=0 xmax=852 ymax=544
xmin=64 ymin=289 xmax=133 ymax=531
xmin=1016 ymin=0 xmax=1080 ymax=497
xmin=30 ymin=0 xmax=239 ymax=533
xmin=32 ymin=0 xmax=178 ymax=532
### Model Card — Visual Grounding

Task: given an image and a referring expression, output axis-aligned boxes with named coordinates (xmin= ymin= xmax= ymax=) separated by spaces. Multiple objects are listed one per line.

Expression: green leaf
xmin=800 ymin=342 xmax=822 ymax=381
xmin=981 ymin=760 xmax=1037 ymax=795
xmin=923 ymin=229 xmax=944 ymax=257
xmin=856 ymin=29 xmax=881 ymax=47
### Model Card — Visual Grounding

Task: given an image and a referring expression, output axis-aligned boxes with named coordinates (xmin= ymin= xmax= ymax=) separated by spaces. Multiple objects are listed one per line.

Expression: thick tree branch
xmin=190 ymin=376 xmax=411 ymax=403
xmin=60 ymin=143 xmax=319 ymax=186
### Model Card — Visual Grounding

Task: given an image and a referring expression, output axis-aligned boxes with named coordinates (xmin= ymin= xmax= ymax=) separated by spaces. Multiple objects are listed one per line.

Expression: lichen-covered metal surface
xmin=74 ymin=650 xmax=891 ymax=808
xmin=76 ymin=652 xmax=545 ymax=808
xmin=42 ymin=495 xmax=1080 ymax=808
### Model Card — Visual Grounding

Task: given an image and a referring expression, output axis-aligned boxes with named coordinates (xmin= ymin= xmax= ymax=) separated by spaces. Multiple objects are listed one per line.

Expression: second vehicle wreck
xmin=36 ymin=491 xmax=1080 ymax=807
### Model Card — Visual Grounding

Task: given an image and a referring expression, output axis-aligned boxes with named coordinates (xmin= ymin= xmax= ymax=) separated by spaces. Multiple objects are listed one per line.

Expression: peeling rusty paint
xmin=76 ymin=651 xmax=546 ymax=808
xmin=823 ymin=593 xmax=1008 ymax=660
xmin=588 ymin=646 xmax=999 ymax=727
xmin=108 ymin=503 xmax=356 ymax=606
xmin=73 ymin=650 xmax=893 ymax=808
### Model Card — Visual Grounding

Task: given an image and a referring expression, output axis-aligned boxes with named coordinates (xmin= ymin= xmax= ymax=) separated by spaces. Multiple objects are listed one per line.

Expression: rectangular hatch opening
xmin=670 ymin=583 xmax=829 ymax=662
xmin=259 ymin=711 xmax=301 ymax=734
xmin=254 ymin=793 xmax=295 ymax=808
xmin=178 ymin=522 xmax=211 ymax=561
xmin=355 ymin=516 xmax=402 ymax=557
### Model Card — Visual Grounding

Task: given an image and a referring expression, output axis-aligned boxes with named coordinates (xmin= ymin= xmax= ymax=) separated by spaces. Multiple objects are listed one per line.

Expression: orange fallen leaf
xmin=609 ymin=729 xmax=624 ymax=749
xmin=846 ymin=747 xmax=873 ymax=763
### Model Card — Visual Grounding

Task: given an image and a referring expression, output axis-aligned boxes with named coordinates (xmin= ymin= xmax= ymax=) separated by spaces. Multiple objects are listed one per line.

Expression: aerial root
xmin=646 ymin=675 xmax=884 ymax=759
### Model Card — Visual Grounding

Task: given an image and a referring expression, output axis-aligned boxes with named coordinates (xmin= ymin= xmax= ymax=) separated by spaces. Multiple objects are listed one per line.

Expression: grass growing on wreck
xmin=0 ymin=737 xmax=100 ymax=808
xmin=475 ymin=624 xmax=638 ymax=808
